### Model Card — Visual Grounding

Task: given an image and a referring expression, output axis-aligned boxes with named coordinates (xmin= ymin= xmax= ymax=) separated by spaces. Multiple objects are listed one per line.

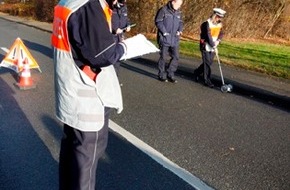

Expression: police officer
xmin=194 ymin=8 xmax=226 ymax=88
xmin=112 ymin=0 xmax=131 ymax=78
xmin=52 ymin=0 xmax=128 ymax=189
xmin=155 ymin=0 xmax=183 ymax=83
xmin=112 ymin=0 xmax=131 ymax=42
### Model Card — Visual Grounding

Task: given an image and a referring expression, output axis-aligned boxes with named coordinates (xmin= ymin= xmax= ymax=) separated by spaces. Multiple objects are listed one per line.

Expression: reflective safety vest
xmin=205 ymin=19 xmax=222 ymax=52
xmin=51 ymin=0 xmax=123 ymax=132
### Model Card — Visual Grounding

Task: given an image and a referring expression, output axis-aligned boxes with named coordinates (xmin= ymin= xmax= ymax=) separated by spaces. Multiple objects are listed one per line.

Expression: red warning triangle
xmin=0 ymin=37 xmax=41 ymax=73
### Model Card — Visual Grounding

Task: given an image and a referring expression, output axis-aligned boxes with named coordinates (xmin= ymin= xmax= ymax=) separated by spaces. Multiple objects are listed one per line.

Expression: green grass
xmin=179 ymin=40 xmax=290 ymax=79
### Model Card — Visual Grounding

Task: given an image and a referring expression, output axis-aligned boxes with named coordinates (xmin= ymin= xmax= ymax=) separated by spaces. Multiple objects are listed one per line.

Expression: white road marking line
xmin=1 ymin=47 xmax=9 ymax=53
xmin=109 ymin=120 xmax=214 ymax=190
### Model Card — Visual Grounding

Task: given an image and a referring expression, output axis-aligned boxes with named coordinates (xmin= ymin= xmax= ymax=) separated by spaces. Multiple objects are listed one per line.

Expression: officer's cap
xmin=213 ymin=8 xmax=226 ymax=18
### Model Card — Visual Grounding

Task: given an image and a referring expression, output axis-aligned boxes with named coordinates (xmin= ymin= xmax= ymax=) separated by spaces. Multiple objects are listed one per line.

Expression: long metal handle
xmin=215 ymin=49 xmax=225 ymax=85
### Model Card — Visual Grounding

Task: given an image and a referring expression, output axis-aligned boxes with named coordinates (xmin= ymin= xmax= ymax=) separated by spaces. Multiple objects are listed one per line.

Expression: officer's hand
xmin=214 ymin=40 xmax=220 ymax=47
xmin=213 ymin=41 xmax=220 ymax=49
xmin=126 ymin=26 xmax=131 ymax=32
xmin=176 ymin=31 xmax=182 ymax=36
xmin=116 ymin=28 xmax=123 ymax=34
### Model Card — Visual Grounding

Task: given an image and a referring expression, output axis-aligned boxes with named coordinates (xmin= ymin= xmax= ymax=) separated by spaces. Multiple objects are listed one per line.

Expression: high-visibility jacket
xmin=200 ymin=18 xmax=223 ymax=52
xmin=51 ymin=0 xmax=123 ymax=132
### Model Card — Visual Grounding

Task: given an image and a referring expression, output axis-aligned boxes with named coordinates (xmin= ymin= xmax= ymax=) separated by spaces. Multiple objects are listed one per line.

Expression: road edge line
xmin=109 ymin=120 xmax=215 ymax=190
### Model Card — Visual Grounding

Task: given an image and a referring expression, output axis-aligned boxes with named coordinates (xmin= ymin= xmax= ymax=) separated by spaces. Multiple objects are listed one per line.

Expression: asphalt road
xmin=0 ymin=16 xmax=289 ymax=190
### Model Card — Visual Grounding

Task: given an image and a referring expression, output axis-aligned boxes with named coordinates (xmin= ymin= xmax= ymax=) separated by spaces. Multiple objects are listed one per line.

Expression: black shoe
xmin=204 ymin=81 xmax=214 ymax=88
xmin=193 ymin=73 xmax=199 ymax=82
xmin=158 ymin=77 xmax=168 ymax=82
xmin=168 ymin=77 xmax=177 ymax=83
xmin=193 ymin=70 xmax=201 ymax=82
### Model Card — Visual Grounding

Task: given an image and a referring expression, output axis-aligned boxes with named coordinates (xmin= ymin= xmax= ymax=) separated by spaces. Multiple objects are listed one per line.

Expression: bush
xmin=33 ymin=0 xmax=57 ymax=22
xmin=17 ymin=3 xmax=33 ymax=17
xmin=0 ymin=0 xmax=289 ymax=41
xmin=127 ymin=0 xmax=290 ymax=41
xmin=0 ymin=3 xmax=33 ymax=17
xmin=4 ymin=0 xmax=20 ymax=3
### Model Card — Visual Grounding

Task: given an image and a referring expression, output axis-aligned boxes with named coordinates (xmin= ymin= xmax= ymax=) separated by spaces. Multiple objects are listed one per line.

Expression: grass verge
xmin=179 ymin=39 xmax=290 ymax=80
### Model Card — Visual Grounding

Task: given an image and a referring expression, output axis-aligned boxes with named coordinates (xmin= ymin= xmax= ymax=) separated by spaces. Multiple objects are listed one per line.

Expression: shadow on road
xmin=41 ymin=115 xmax=63 ymax=146
xmin=121 ymin=60 xmax=157 ymax=80
xmin=126 ymin=57 xmax=290 ymax=112
xmin=96 ymin=130 xmax=196 ymax=190
xmin=0 ymin=78 xmax=58 ymax=190
xmin=22 ymin=39 xmax=52 ymax=59
xmin=40 ymin=115 xmax=196 ymax=190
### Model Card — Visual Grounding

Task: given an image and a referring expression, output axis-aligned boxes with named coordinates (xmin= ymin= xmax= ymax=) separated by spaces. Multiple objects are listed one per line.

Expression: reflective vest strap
xmin=99 ymin=0 xmax=112 ymax=31
xmin=51 ymin=5 xmax=71 ymax=51
xmin=209 ymin=23 xmax=222 ymax=39
xmin=103 ymin=6 xmax=112 ymax=30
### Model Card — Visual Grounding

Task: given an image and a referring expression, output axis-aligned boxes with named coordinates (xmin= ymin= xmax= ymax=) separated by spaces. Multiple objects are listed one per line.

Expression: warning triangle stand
xmin=0 ymin=37 xmax=42 ymax=73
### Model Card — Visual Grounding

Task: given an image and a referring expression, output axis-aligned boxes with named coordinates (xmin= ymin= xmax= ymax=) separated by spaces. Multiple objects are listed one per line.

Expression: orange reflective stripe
xmin=103 ymin=4 xmax=112 ymax=30
xmin=51 ymin=5 xmax=71 ymax=51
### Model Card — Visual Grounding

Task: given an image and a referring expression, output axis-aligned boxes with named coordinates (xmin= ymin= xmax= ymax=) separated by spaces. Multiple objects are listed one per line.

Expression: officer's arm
xmin=68 ymin=5 xmax=125 ymax=68
xmin=155 ymin=9 xmax=167 ymax=35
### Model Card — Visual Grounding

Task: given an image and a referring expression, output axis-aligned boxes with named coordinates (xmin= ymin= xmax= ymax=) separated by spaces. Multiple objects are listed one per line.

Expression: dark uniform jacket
xmin=155 ymin=1 xmax=183 ymax=47
xmin=67 ymin=0 xmax=125 ymax=69
xmin=112 ymin=3 xmax=130 ymax=42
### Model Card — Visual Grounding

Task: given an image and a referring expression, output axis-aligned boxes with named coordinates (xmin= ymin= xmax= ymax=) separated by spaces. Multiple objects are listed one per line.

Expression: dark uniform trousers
xmin=59 ymin=108 xmax=111 ymax=190
xmin=158 ymin=45 xmax=179 ymax=79
xmin=195 ymin=50 xmax=215 ymax=83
